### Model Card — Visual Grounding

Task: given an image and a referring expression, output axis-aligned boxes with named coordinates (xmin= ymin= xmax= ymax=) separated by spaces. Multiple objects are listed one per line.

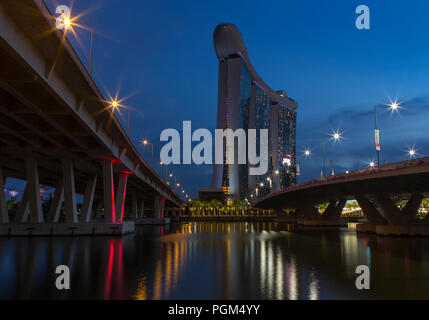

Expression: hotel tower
xmin=211 ymin=23 xmax=298 ymax=201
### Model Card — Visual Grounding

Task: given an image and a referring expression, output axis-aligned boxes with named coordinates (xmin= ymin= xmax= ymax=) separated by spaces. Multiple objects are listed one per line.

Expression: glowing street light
xmin=159 ymin=161 xmax=168 ymax=180
xmin=106 ymin=92 xmax=131 ymax=134
xmin=55 ymin=7 xmax=95 ymax=74
xmin=304 ymin=148 xmax=311 ymax=157
xmin=369 ymin=161 xmax=375 ymax=168
xmin=141 ymin=139 xmax=154 ymax=166
xmin=322 ymin=130 xmax=343 ymax=178
xmin=330 ymin=130 xmax=343 ymax=142
xmin=374 ymin=98 xmax=403 ymax=167
xmin=407 ymin=147 xmax=418 ymax=159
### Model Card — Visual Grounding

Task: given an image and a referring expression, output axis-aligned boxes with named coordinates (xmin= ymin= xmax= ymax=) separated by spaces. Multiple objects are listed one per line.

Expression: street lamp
xmin=107 ymin=93 xmax=131 ymax=134
xmin=322 ymin=130 xmax=343 ymax=178
xmin=374 ymin=99 xmax=401 ymax=167
xmin=369 ymin=161 xmax=375 ymax=168
xmin=304 ymin=148 xmax=311 ymax=158
xmin=160 ymin=161 xmax=168 ymax=180
xmin=142 ymin=139 xmax=154 ymax=166
xmin=407 ymin=147 xmax=417 ymax=159
xmin=55 ymin=7 xmax=95 ymax=75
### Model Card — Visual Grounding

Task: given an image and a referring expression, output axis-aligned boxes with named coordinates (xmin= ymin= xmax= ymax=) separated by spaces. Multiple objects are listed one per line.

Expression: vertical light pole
xmin=55 ymin=10 xmax=94 ymax=75
xmin=322 ymin=130 xmax=342 ymax=178
xmin=142 ymin=140 xmax=154 ymax=167
xmin=374 ymin=100 xmax=400 ymax=167
xmin=160 ymin=161 xmax=168 ymax=180
xmin=323 ymin=136 xmax=326 ymax=178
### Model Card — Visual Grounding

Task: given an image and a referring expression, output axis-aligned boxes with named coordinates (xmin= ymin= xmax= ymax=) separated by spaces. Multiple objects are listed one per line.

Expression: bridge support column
xmin=25 ymin=157 xmax=43 ymax=223
xmin=48 ymin=179 xmax=64 ymax=223
xmin=62 ymin=159 xmax=78 ymax=223
xmin=355 ymin=195 xmax=387 ymax=225
xmin=153 ymin=194 xmax=164 ymax=219
xmin=297 ymin=203 xmax=320 ymax=220
xmin=0 ymin=168 xmax=8 ymax=223
xmin=374 ymin=193 xmax=408 ymax=225
xmin=95 ymin=200 xmax=103 ymax=220
xmin=323 ymin=199 xmax=346 ymax=219
xmin=138 ymin=199 xmax=145 ymax=219
xmin=115 ymin=173 xmax=128 ymax=223
xmin=15 ymin=186 xmax=29 ymax=223
xmin=403 ymin=193 xmax=424 ymax=219
xmin=131 ymin=192 xmax=138 ymax=219
xmin=102 ymin=160 xmax=115 ymax=222
xmin=80 ymin=173 xmax=97 ymax=223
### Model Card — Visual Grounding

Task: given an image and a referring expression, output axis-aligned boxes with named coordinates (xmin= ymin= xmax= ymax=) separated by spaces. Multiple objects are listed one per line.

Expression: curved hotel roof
xmin=213 ymin=23 xmax=298 ymax=110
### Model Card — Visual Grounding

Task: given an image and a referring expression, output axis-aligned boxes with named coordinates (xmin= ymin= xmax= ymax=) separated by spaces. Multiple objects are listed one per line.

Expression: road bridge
xmin=253 ymin=158 xmax=429 ymax=235
xmin=0 ymin=0 xmax=184 ymax=235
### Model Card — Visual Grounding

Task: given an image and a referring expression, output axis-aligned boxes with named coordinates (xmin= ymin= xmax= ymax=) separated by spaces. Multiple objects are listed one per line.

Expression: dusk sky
xmin=8 ymin=0 xmax=429 ymax=199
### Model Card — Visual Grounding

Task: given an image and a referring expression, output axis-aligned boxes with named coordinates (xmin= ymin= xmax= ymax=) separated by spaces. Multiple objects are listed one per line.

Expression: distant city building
xmin=211 ymin=23 xmax=298 ymax=201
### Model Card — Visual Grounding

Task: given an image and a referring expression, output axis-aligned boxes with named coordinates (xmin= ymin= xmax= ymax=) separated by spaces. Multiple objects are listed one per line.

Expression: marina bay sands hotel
xmin=211 ymin=23 xmax=298 ymax=201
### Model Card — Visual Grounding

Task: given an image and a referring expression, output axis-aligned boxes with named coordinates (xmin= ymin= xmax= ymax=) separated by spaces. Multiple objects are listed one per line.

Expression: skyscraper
xmin=212 ymin=23 xmax=298 ymax=201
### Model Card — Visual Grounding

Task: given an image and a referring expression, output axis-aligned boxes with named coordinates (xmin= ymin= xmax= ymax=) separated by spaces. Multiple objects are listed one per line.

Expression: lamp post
xmin=160 ymin=161 xmax=168 ymax=180
xmin=142 ymin=139 xmax=154 ymax=166
xmin=374 ymin=100 xmax=400 ymax=167
xmin=322 ymin=130 xmax=342 ymax=178
xmin=55 ymin=8 xmax=94 ymax=75
xmin=109 ymin=98 xmax=130 ymax=134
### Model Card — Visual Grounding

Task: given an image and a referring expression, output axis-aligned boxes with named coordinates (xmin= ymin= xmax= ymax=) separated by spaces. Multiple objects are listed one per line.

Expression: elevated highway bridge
xmin=253 ymin=158 xmax=429 ymax=235
xmin=0 ymin=0 xmax=184 ymax=235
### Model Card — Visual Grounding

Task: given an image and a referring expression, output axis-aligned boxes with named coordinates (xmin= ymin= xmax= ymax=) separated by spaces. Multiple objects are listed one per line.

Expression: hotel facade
xmin=211 ymin=23 xmax=298 ymax=201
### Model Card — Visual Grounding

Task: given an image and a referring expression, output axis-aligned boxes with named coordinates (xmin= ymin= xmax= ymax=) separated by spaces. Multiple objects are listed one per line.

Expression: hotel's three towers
xmin=211 ymin=23 xmax=298 ymax=201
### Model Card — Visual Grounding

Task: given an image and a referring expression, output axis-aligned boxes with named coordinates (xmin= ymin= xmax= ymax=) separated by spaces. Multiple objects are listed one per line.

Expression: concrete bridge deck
xmin=253 ymin=158 xmax=429 ymax=235
xmin=0 ymin=0 xmax=185 ymax=235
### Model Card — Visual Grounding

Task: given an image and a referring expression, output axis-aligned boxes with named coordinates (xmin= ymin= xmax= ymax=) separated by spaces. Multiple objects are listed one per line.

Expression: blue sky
xmin=7 ymin=0 xmax=429 ymax=199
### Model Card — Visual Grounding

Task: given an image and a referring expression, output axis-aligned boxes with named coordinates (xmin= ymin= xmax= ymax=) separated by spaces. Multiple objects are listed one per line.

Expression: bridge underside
xmin=0 ymin=0 xmax=184 ymax=234
xmin=254 ymin=166 xmax=429 ymax=229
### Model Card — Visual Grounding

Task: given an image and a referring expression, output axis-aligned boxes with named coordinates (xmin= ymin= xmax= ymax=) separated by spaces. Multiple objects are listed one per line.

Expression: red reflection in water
xmin=104 ymin=240 xmax=124 ymax=299
xmin=104 ymin=241 xmax=114 ymax=299
xmin=161 ymin=197 xmax=166 ymax=218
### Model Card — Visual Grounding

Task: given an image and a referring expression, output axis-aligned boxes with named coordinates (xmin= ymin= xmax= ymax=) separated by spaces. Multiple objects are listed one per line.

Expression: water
xmin=0 ymin=222 xmax=429 ymax=299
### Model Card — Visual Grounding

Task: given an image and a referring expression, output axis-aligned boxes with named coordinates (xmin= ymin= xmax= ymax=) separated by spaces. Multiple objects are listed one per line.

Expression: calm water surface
xmin=0 ymin=222 xmax=429 ymax=299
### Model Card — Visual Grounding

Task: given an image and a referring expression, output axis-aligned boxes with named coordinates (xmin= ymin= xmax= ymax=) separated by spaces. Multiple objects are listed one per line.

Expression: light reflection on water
xmin=0 ymin=222 xmax=429 ymax=299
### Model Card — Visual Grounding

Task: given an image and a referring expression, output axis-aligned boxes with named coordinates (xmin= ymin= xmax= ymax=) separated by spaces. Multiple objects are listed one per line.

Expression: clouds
xmin=297 ymin=95 xmax=429 ymax=182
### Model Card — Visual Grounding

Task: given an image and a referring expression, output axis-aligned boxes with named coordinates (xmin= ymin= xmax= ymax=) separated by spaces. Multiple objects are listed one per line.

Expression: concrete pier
xmin=356 ymin=223 xmax=377 ymax=233
xmin=0 ymin=221 xmax=135 ymax=236
xmin=134 ymin=218 xmax=170 ymax=225
xmin=297 ymin=219 xmax=348 ymax=227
